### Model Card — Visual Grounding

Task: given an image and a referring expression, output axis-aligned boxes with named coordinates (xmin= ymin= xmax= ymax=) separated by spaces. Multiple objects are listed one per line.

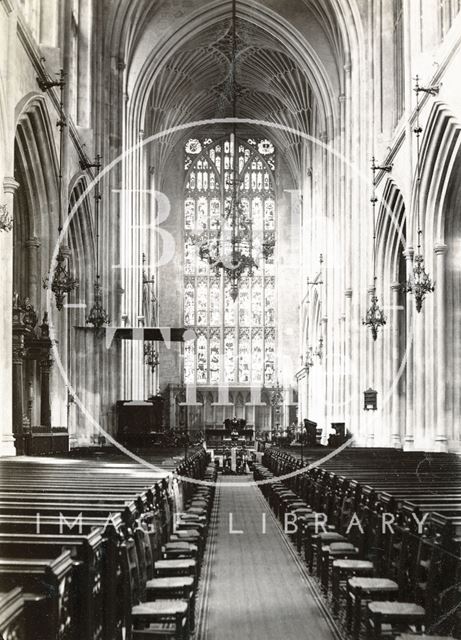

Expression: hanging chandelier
xmin=404 ymin=77 xmax=435 ymax=312
xmin=305 ymin=255 xmax=324 ymax=360
xmin=47 ymin=249 xmax=78 ymax=311
xmin=363 ymin=157 xmax=389 ymax=340
xmin=144 ymin=342 xmax=159 ymax=372
xmin=270 ymin=380 xmax=284 ymax=414
xmin=314 ymin=336 xmax=324 ymax=361
xmin=406 ymin=252 xmax=434 ymax=313
xmin=86 ymin=276 xmax=110 ymax=328
xmin=363 ymin=291 xmax=386 ymax=341
xmin=194 ymin=0 xmax=273 ymax=301
xmin=42 ymin=70 xmax=78 ymax=310
xmin=198 ymin=176 xmax=258 ymax=301
xmin=304 ymin=346 xmax=314 ymax=369
xmin=86 ymin=155 xmax=110 ymax=328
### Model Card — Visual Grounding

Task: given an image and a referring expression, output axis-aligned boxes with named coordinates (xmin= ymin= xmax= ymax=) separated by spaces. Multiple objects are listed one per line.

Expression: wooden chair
xmin=346 ymin=576 xmax=399 ymax=638
xmin=320 ymin=541 xmax=359 ymax=592
xmin=331 ymin=558 xmax=374 ymax=615
xmin=365 ymin=601 xmax=425 ymax=639
xmin=145 ymin=577 xmax=195 ymax=632
xmin=162 ymin=542 xmax=198 ymax=560
xmin=121 ymin=538 xmax=190 ymax=640
xmin=365 ymin=529 xmax=446 ymax=639
xmin=154 ymin=559 xmax=197 ymax=581
xmin=307 ymin=530 xmax=347 ymax=573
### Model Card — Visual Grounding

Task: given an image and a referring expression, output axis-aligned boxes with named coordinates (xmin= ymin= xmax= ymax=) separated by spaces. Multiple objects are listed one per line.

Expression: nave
xmin=1 ymin=444 xmax=460 ymax=640
xmin=198 ymin=476 xmax=338 ymax=640
xmin=3 ymin=0 xmax=461 ymax=638
xmin=0 ymin=448 xmax=214 ymax=640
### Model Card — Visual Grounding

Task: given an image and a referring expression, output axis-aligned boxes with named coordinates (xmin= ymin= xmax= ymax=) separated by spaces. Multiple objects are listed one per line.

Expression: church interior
xmin=1 ymin=0 xmax=461 ymax=638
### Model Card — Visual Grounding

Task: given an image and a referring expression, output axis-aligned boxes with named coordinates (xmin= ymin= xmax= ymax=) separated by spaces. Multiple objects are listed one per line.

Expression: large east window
xmin=183 ymin=135 xmax=276 ymax=386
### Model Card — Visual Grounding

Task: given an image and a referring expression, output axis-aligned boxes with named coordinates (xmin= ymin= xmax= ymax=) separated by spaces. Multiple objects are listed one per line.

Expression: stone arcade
xmin=1 ymin=1 xmax=461 ymax=639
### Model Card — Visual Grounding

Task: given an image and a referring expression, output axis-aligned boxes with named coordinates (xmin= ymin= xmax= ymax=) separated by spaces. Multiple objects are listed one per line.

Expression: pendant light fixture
xmin=310 ymin=254 xmax=324 ymax=360
xmin=42 ymin=70 xmax=78 ymax=310
xmin=404 ymin=76 xmax=437 ymax=312
xmin=363 ymin=157 xmax=391 ymax=340
xmin=270 ymin=379 xmax=284 ymax=415
xmin=86 ymin=155 xmax=110 ymax=328
xmin=194 ymin=0 xmax=273 ymax=301
xmin=142 ymin=253 xmax=159 ymax=371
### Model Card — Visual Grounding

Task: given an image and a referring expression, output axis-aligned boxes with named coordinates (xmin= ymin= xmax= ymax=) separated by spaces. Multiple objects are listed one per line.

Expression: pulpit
xmin=303 ymin=418 xmax=318 ymax=446
xmin=12 ymin=294 xmax=68 ymax=455
xmin=116 ymin=396 xmax=164 ymax=446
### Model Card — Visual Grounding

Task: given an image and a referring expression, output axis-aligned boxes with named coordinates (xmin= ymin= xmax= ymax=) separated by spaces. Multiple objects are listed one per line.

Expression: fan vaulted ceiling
xmin=144 ymin=17 xmax=316 ymax=179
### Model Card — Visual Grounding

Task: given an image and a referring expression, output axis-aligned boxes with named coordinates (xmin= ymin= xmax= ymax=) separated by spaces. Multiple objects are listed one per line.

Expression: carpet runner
xmin=197 ymin=476 xmax=340 ymax=639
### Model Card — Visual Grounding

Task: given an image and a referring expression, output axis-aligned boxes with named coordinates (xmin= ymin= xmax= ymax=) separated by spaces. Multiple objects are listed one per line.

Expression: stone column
xmin=25 ymin=237 xmax=40 ymax=303
xmin=12 ymin=333 xmax=26 ymax=455
xmin=295 ymin=375 xmax=300 ymax=422
xmin=414 ymin=285 xmax=425 ymax=450
xmin=434 ymin=243 xmax=448 ymax=452
xmin=366 ymin=286 xmax=375 ymax=447
xmin=390 ymin=282 xmax=402 ymax=448
xmin=77 ymin=0 xmax=92 ymax=127
xmin=1 ymin=177 xmax=19 ymax=456
xmin=321 ymin=316 xmax=329 ymax=428
xmin=344 ymin=289 xmax=353 ymax=430
xmin=298 ymin=367 xmax=309 ymax=421
xmin=403 ymin=247 xmax=415 ymax=449
xmin=39 ymin=356 xmax=53 ymax=428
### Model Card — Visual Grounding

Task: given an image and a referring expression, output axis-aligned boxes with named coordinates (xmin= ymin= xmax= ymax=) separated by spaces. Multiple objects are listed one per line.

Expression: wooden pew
xmin=0 ymin=449 xmax=209 ymax=640
xmin=259 ymin=447 xmax=461 ymax=637
xmin=0 ymin=587 xmax=25 ymax=640
xmin=0 ymin=551 xmax=74 ymax=640
xmin=0 ymin=532 xmax=104 ymax=640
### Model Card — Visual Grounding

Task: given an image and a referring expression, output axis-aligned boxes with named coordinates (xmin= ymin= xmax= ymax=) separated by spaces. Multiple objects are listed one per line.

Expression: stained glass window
xmin=183 ymin=135 xmax=276 ymax=385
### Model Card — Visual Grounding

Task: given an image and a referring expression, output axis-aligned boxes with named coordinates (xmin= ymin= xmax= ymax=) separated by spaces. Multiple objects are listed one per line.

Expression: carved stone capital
xmin=59 ymin=244 xmax=71 ymax=258
xmin=434 ymin=242 xmax=448 ymax=255
xmin=39 ymin=355 xmax=54 ymax=371
xmin=403 ymin=246 xmax=414 ymax=260
xmin=3 ymin=176 xmax=19 ymax=195
xmin=25 ymin=236 xmax=41 ymax=249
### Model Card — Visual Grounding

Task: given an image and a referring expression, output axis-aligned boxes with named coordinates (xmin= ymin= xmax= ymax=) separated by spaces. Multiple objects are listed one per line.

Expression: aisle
xmin=198 ymin=476 xmax=340 ymax=640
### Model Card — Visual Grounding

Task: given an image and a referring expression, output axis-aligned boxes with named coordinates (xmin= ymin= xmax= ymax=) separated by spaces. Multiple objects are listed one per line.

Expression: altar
xmin=206 ymin=419 xmax=254 ymax=474
xmin=205 ymin=418 xmax=254 ymax=449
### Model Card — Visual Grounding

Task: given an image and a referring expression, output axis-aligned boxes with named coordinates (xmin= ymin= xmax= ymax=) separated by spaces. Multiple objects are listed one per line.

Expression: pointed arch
xmin=376 ymin=178 xmax=406 ymax=286
xmin=417 ymin=101 xmax=461 ymax=244
xmin=13 ymin=97 xmax=59 ymax=304
xmin=68 ymin=176 xmax=96 ymax=317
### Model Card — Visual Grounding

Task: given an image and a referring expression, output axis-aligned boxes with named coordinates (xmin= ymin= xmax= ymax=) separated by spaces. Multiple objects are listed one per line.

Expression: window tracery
xmin=183 ymin=134 xmax=276 ymax=386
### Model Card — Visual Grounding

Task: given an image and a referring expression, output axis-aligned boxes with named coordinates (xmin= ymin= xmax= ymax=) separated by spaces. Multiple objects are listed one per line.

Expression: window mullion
xmin=220 ymin=141 xmax=225 ymax=386
xmin=194 ymin=195 xmax=198 ymax=386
